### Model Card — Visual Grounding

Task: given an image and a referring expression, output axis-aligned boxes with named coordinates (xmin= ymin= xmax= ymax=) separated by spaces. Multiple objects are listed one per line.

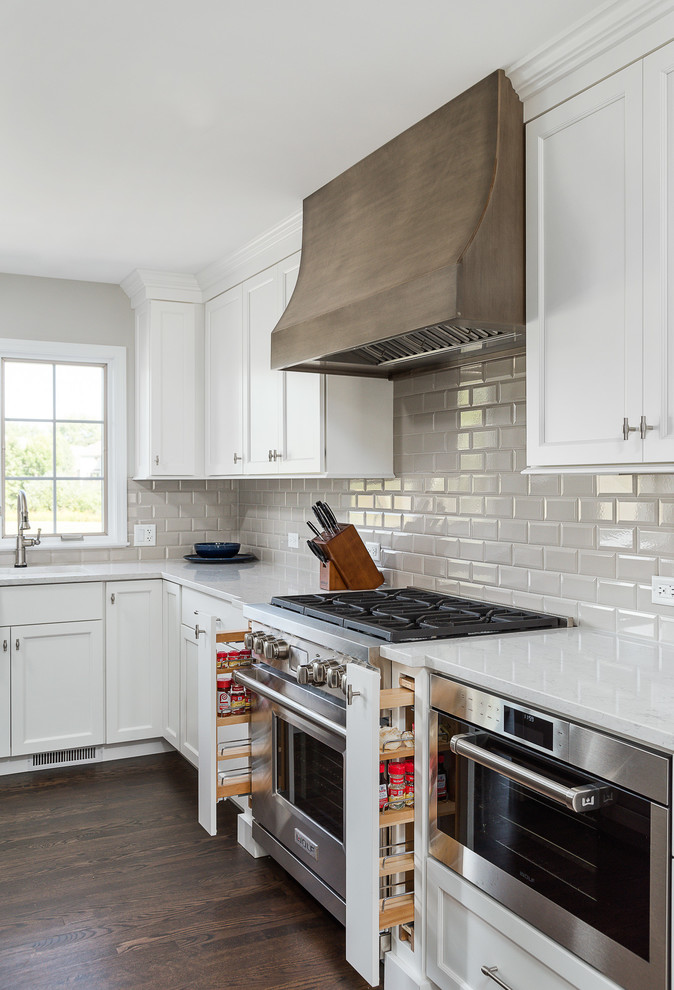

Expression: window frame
xmin=0 ymin=338 xmax=127 ymax=550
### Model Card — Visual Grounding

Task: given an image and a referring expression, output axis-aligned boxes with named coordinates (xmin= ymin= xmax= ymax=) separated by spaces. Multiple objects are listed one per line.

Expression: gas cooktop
xmin=269 ymin=587 xmax=568 ymax=643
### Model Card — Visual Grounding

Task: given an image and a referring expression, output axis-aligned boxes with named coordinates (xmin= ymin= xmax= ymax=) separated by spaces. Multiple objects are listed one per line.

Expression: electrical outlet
xmin=133 ymin=524 xmax=156 ymax=547
xmin=288 ymin=532 xmax=299 ymax=549
xmin=365 ymin=541 xmax=381 ymax=562
xmin=652 ymin=576 xmax=674 ymax=605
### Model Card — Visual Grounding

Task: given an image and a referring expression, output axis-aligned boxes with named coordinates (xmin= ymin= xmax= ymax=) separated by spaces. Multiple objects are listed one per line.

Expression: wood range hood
xmin=271 ymin=70 xmax=524 ymax=379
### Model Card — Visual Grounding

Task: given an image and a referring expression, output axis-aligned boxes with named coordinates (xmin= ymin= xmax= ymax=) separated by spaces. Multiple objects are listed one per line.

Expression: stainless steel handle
xmin=622 ymin=417 xmax=639 ymax=440
xmin=234 ymin=668 xmax=346 ymax=738
xmin=154 ymin=455 xmax=159 ymax=465
xmin=194 ymin=625 xmax=205 ymax=638
xmin=110 ymin=593 xmax=115 ymax=604
xmin=268 ymin=449 xmax=281 ymax=461
xmin=15 ymin=638 xmax=19 ymax=651
xmin=233 ymin=453 xmax=241 ymax=463
xmin=450 ymin=734 xmax=614 ymax=813
xmin=640 ymin=415 xmax=654 ymax=440
xmin=346 ymin=684 xmax=361 ymax=705
xmin=268 ymin=449 xmax=274 ymax=462
xmin=481 ymin=966 xmax=514 ymax=990
xmin=2 ymin=640 xmax=7 ymax=653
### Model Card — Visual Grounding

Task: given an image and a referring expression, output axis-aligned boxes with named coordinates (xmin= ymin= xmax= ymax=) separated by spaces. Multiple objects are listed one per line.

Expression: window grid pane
xmin=2 ymin=359 xmax=107 ymax=537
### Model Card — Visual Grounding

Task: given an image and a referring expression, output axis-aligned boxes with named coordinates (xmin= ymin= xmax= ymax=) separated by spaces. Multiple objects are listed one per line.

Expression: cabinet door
xmin=280 ymin=253 xmax=325 ymax=474
xmin=11 ymin=621 xmax=104 ymax=755
xmin=106 ymin=581 xmax=162 ymax=744
xmin=244 ymin=267 xmax=283 ymax=473
xmin=196 ymin=613 xmax=218 ymax=835
xmin=345 ymin=662 xmax=381 ymax=986
xmin=0 ymin=628 xmax=9 ymax=758
xmin=162 ymin=582 xmax=181 ymax=748
xmin=147 ymin=300 xmax=199 ymax=476
xmin=526 ymin=64 xmax=643 ymax=467
xmin=643 ymin=41 xmax=674 ymax=462
xmin=180 ymin=622 xmax=199 ymax=768
xmin=205 ymin=286 xmax=245 ymax=475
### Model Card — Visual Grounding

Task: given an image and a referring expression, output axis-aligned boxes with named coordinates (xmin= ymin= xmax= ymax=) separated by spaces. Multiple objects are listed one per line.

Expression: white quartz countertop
xmin=0 ymin=558 xmax=319 ymax=606
xmin=382 ymin=628 xmax=674 ymax=753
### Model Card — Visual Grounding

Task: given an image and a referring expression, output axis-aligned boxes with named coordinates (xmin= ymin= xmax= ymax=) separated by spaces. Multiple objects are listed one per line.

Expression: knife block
xmin=315 ymin=524 xmax=384 ymax=590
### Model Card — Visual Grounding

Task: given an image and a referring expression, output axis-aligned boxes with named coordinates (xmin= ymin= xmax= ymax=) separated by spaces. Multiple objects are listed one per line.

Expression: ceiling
xmin=0 ymin=0 xmax=612 ymax=285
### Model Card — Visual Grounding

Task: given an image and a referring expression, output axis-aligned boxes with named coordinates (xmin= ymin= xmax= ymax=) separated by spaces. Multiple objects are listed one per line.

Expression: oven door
xmin=239 ymin=665 xmax=347 ymax=902
xmin=429 ymin=710 xmax=669 ymax=990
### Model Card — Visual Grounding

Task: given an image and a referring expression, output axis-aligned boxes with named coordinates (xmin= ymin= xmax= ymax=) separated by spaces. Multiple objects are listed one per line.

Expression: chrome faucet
xmin=15 ymin=489 xmax=41 ymax=568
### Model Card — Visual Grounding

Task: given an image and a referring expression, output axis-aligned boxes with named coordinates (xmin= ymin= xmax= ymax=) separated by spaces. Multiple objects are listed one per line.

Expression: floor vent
xmin=32 ymin=747 xmax=100 ymax=768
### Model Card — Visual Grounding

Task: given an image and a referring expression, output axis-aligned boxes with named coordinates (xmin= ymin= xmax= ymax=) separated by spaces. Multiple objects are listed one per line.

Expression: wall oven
xmin=236 ymin=662 xmax=348 ymax=924
xmin=429 ymin=675 xmax=670 ymax=990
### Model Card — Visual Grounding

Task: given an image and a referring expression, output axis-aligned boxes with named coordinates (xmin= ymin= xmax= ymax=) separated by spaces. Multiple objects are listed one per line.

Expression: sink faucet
xmin=15 ymin=489 xmax=41 ymax=568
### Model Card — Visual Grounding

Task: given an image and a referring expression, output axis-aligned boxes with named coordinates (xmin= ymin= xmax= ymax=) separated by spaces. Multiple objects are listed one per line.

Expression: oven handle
xmin=449 ymin=733 xmax=614 ymax=813
xmin=234 ymin=669 xmax=347 ymax=739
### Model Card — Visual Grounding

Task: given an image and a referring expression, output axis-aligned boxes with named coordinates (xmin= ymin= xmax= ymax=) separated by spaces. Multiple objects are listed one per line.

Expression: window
xmin=0 ymin=340 xmax=126 ymax=549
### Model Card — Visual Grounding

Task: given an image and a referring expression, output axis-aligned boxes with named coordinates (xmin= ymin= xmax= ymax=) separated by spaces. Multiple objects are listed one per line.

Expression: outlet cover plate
xmin=134 ymin=524 xmax=156 ymax=547
xmin=365 ymin=541 xmax=381 ymax=562
xmin=652 ymin=576 xmax=674 ymax=605
xmin=288 ymin=532 xmax=299 ymax=549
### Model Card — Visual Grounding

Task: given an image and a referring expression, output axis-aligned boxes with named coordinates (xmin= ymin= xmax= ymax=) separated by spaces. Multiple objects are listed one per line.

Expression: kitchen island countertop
xmin=383 ymin=628 xmax=674 ymax=754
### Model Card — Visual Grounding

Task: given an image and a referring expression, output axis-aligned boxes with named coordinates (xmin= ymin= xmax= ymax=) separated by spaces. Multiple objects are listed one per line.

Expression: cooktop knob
xmin=326 ymin=663 xmax=346 ymax=689
xmin=297 ymin=663 xmax=314 ymax=685
xmin=244 ymin=631 xmax=255 ymax=650
xmin=263 ymin=638 xmax=290 ymax=660
xmin=252 ymin=632 xmax=274 ymax=654
xmin=311 ymin=659 xmax=327 ymax=686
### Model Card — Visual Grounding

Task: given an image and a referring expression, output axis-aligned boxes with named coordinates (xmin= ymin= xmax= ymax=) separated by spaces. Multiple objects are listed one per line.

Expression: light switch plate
xmin=652 ymin=576 xmax=674 ymax=605
xmin=134 ymin=524 xmax=156 ymax=547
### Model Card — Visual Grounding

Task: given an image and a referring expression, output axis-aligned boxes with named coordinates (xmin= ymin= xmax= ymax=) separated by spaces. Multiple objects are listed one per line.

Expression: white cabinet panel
xmin=205 ymin=285 xmax=245 ymax=475
xmin=0 ymin=582 xmax=103 ymax=626
xmin=526 ymin=64 xmax=643 ymax=467
xmin=135 ymin=299 xmax=203 ymax=477
xmin=105 ymin=581 xmax=162 ymax=744
xmin=11 ymin=620 xmax=104 ymax=755
xmin=244 ymin=267 xmax=283 ymax=472
xmin=162 ymin=581 xmax=181 ymax=748
xmin=180 ymin=622 xmax=199 ymax=768
xmin=0 ymin=628 xmax=9 ymax=759
xmin=643 ymin=42 xmax=674 ymax=462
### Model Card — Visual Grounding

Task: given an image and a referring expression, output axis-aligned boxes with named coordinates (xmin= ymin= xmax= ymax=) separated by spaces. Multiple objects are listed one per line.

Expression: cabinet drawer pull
xmin=233 ymin=453 xmax=241 ymax=464
xmin=481 ymin=966 xmax=514 ymax=990
xmin=195 ymin=625 xmax=205 ymax=638
xmin=2 ymin=640 xmax=6 ymax=653
xmin=154 ymin=455 xmax=160 ymax=466
xmin=640 ymin=415 xmax=654 ymax=440
xmin=622 ymin=418 xmax=639 ymax=440
xmin=110 ymin=593 xmax=116 ymax=604
xmin=15 ymin=638 xmax=19 ymax=651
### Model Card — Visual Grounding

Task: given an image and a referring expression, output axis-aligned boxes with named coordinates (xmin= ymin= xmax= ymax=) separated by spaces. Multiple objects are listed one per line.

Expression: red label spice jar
xmin=404 ymin=760 xmax=414 ymax=808
xmin=387 ymin=762 xmax=406 ymax=811
xmin=216 ymin=673 xmax=232 ymax=716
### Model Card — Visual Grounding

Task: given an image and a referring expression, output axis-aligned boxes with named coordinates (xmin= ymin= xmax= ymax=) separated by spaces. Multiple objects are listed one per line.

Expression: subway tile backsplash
xmin=239 ymin=355 xmax=674 ymax=640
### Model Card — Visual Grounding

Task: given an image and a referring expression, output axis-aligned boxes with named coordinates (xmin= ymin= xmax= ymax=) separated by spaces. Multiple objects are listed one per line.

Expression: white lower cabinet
xmin=0 ymin=629 xmax=8 ymax=758
xmin=427 ymin=858 xmax=621 ymax=990
xmin=11 ymin=620 xmax=105 ymax=755
xmin=105 ymin=581 xmax=162 ymax=744
xmin=162 ymin=582 xmax=181 ymax=748
xmin=180 ymin=621 xmax=200 ymax=767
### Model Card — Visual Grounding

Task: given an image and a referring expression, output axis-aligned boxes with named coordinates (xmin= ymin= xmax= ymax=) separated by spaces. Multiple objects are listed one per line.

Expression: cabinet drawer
xmin=181 ymin=587 xmax=244 ymax=631
xmin=0 ymin=582 xmax=103 ymax=626
xmin=427 ymin=859 xmax=620 ymax=990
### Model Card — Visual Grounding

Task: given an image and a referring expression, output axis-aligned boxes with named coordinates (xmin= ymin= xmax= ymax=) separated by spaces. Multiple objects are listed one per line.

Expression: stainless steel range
xmin=238 ymin=588 xmax=568 ymax=925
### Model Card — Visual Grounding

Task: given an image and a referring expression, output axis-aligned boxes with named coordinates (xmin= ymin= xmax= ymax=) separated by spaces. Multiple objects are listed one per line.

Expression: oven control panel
xmin=247 ymin=621 xmax=356 ymax=699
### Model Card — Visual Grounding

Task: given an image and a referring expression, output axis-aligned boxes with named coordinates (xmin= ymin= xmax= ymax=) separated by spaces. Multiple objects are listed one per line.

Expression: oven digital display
xmin=503 ymin=705 xmax=553 ymax=750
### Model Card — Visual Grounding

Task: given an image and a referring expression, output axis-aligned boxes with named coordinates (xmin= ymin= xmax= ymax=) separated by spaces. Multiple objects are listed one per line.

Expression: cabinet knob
xmin=110 ymin=593 xmax=115 ymax=604
xmin=15 ymin=638 xmax=19 ymax=651
xmin=2 ymin=640 xmax=6 ymax=653
xmin=233 ymin=453 xmax=241 ymax=463
xmin=154 ymin=455 xmax=159 ymax=466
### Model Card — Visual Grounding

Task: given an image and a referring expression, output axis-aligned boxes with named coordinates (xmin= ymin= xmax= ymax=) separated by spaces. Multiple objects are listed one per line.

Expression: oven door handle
xmin=449 ymin=733 xmax=614 ymax=813
xmin=234 ymin=669 xmax=347 ymax=739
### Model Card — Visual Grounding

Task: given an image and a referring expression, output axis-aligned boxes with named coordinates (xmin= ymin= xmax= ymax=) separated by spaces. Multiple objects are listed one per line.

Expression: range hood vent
xmin=271 ymin=70 xmax=524 ymax=379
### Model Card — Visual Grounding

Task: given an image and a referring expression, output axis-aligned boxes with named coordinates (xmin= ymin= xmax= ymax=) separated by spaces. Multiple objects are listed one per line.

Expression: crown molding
xmin=507 ymin=0 xmax=674 ymax=119
xmin=196 ymin=210 xmax=303 ymax=300
xmin=120 ymin=269 xmax=203 ymax=309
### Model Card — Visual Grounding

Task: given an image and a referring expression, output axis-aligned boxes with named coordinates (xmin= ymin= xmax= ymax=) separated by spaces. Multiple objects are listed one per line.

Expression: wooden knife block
xmin=315 ymin=524 xmax=384 ymax=591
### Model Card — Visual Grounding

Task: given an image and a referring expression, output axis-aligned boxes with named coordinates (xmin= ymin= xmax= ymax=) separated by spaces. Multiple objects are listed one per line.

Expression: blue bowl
xmin=194 ymin=542 xmax=240 ymax=559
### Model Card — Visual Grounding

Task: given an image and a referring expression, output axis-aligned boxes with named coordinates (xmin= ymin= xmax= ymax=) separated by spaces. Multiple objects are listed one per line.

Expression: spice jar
xmin=229 ymin=683 xmax=247 ymax=716
xmin=404 ymin=760 xmax=414 ymax=808
xmin=387 ymin=761 xmax=406 ymax=810
xmin=216 ymin=673 xmax=232 ymax=717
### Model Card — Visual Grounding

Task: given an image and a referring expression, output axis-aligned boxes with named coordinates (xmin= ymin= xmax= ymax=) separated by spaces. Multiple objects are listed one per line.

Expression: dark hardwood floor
xmin=0 ymin=753 xmax=372 ymax=990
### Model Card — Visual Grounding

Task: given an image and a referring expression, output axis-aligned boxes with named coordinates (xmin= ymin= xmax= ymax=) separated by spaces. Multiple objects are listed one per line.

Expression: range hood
xmin=271 ymin=70 xmax=524 ymax=378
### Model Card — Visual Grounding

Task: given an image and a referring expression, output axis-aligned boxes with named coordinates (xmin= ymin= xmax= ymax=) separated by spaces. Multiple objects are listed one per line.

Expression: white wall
xmin=0 ymin=273 xmax=135 ymax=471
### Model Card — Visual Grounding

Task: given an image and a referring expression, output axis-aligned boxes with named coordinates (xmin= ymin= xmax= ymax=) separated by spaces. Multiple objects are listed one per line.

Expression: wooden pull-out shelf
xmin=216 ymin=713 xmax=250 ymax=729
xmin=217 ymin=743 xmax=251 ymax=762
xmin=379 ymin=806 xmax=414 ymax=828
xmin=379 ymin=893 xmax=414 ymax=929
xmin=380 ymin=687 xmax=414 ymax=709
xmin=379 ymin=743 xmax=414 ymax=761
xmin=379 ymin=852 xmax=414 ymax=878
xmin=217 ymin=773 xmax=252 ymax=799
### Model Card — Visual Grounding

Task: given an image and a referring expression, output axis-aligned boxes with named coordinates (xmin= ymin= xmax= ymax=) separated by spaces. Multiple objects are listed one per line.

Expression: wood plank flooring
xmin=0 ymin=753 xmax=373 ymax=990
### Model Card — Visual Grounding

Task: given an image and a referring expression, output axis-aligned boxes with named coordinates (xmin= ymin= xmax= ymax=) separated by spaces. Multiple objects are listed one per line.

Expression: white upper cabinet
xmin=526 ymin=63 xmax=644 ymax=468
xmin=205 ymin=286 xmax=244 ymax=475
xmin=244 ymin=265 xmax=284 ymax=473
xmin=135 ymin=299 xmax=204 ymax=477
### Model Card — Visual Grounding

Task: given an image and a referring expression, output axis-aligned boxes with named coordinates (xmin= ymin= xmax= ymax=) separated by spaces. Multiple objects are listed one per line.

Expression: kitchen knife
xmin=306 ymin=539 xmax=328 ymax=564
xmin=311 ymin=502 xmax=332 ymax=535
xmin=317 ymin=500 xmax=340 ymax=534
xmin=307 ymin=520 xmax=322 ymax=539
